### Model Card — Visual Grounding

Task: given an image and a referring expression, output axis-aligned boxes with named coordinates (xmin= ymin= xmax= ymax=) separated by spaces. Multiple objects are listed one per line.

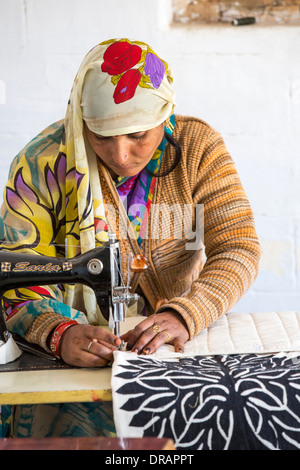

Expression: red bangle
xmin=50 ymin=320 xmax=78 ymax=359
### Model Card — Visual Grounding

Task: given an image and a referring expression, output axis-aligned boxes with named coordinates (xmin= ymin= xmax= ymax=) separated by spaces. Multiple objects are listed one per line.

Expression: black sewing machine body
xmin=0 ymin=245 xmax=110 ymax=298
xmin=0 ymin=235 xmax=138 ymax=345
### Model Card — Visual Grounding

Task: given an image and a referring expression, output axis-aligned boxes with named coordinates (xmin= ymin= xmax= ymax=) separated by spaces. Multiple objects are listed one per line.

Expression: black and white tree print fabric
xmin=112 ymin=353 xmax=300 ymax=450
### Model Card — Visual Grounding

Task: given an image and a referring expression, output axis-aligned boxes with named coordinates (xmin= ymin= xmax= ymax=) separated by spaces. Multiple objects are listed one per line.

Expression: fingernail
xmin=143 ymin=347 xmax=151 ymax=354
xmin=126 ymin=343 xmax=132 ymax=350
xmin=132 ymin=348 xmax=139 ymax=353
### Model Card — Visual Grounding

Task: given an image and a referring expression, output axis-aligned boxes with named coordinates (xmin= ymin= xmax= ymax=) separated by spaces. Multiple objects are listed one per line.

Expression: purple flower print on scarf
xmin=144 ymin=53 xmax=165 ymax=89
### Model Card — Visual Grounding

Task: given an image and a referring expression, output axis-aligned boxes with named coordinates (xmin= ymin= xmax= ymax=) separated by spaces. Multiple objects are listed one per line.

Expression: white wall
xmin=0 ymin=0 xmax=299 ymax=313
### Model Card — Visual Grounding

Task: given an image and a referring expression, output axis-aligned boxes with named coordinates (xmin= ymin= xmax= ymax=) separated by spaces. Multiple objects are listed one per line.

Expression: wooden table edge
xmin=0 ymin=388 xmax=112 ymax=405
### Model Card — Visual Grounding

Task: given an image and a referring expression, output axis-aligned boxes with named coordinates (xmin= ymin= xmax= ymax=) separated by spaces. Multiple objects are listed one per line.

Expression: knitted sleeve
xmin=158 ymin=123 xmax=261 ymax=338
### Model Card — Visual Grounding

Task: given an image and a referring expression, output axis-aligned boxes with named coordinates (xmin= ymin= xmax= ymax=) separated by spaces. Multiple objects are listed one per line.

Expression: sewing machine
xmin=0 ymin=233 xmax=146 ymax=354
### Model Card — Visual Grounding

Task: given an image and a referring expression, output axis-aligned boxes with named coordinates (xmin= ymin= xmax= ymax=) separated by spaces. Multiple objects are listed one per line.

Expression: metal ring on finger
xmin=152 ymin=324 xmax=162 ymax=334
xmin=164 ymin=331 xmax=172 ymax=344
xmin=87 ymin=341 xmax=94 ymax=352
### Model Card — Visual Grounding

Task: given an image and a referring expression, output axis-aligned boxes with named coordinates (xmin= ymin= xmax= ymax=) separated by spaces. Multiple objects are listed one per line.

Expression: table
xmin=0 ymin=345 xmax=176 ymax=450
xmin=0 ymin=318 xmax=144 ymax=405
xmin=0 ymin=366 xmax=113 ymax=405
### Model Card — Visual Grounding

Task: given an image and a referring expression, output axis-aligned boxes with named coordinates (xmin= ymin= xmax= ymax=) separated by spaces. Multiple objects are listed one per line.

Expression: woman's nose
xmin=113 ymin=137 xmax=130 ymax=165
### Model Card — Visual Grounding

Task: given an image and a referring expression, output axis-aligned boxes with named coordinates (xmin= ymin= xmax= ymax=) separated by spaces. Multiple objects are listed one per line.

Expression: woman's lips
xmin=113 ymin=162 xmax=136 ymax=171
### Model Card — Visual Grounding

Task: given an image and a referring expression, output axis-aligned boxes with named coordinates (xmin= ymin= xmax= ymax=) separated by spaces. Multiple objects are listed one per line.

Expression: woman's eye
xmin=95 ymin=135 xmax=110 ymax=141
xmin=131 ymin=133 xmax=146 ymax=141
xmin=93 ymin=133 xmax=146 ymax=142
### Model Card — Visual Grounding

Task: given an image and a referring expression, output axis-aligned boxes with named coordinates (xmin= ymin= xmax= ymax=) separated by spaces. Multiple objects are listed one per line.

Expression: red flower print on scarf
xmin=114 ymin=69 xmax=142 ymax=104
xmin=101 ymin=39 xmax=167 ymax=104
xmin=101 ymin=41 xmax=142 ymax=76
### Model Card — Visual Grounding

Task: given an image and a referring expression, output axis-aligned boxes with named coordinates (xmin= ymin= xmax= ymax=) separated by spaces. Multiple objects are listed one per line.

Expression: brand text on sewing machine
xmin=12 ymin=262 xmax=62 ymax=272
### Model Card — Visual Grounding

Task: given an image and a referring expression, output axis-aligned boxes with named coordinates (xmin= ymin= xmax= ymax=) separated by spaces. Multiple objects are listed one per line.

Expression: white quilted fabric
xmin=121 ymin=311 xmax=300 ymax=358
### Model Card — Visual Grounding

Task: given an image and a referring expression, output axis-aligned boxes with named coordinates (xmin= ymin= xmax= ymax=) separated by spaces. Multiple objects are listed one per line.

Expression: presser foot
xmin=118 ymin=339 xmax=126 ymax=351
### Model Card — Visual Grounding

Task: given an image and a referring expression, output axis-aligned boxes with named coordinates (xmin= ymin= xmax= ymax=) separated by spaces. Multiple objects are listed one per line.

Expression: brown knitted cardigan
xmin=98 ymin=115 xmax=260 ymax=339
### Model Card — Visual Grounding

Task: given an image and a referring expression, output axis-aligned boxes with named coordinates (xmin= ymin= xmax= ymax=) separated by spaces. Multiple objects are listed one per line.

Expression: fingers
xmin=120 ymin=314 xmax=161 ymax=346
xmin=121 ymin=312 xmax=188 ymax=356
xmin=79 ymin=340 xmax=116 ymax=368
xmin=172 ymin=337 xmax=185 ymax=354
xmin=60 ymin=324 xmax=121 ymax=368
xmin=86 ymin=326 xmax=121 ymax=348
xmin=134 ymin=329 xmax=185 ymax=355
xmin=140 ymin=328 xmax=173 ymax=355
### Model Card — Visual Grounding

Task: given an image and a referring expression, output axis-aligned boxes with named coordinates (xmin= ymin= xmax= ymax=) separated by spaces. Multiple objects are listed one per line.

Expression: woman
xmin=0 ymin=39 xmax=260 ymax=436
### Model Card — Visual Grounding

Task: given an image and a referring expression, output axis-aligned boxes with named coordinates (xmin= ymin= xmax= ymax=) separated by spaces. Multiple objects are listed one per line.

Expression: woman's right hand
xmin=59 ymin=324 xmax=121 ymax=367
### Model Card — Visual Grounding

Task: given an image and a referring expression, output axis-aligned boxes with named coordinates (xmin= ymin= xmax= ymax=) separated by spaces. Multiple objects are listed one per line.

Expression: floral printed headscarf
xmin=81 ymin=39 xmax=176 ymax=136
xmin=62 ymin=39 xmax=176 ymax=323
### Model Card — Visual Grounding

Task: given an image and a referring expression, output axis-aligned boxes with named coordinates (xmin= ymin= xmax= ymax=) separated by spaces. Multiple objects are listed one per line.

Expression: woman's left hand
xmin=120 ymin=311 xmax=189 ymax=355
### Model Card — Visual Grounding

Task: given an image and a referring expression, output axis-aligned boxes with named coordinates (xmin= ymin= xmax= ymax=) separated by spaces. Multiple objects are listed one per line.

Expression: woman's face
xmin=85 ymin=123 xmax=165 ymax=179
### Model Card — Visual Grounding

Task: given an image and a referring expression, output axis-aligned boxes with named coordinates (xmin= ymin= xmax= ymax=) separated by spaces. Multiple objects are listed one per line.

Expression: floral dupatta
xmin=115 ymin=115 xmax=175 ymax=247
